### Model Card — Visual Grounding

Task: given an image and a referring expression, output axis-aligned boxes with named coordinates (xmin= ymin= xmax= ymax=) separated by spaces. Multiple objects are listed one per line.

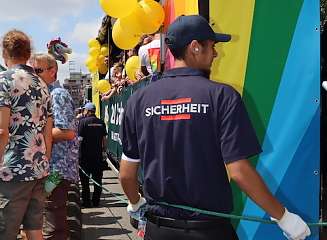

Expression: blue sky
xmin=0 ymin=0 xmax=105 ymax=83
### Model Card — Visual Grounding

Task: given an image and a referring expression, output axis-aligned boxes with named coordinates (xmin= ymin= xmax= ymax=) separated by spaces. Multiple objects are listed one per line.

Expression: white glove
xmin=322 ymin=81 xmax=327 ymax=91
xmin=127 ymin=193 xmax=146 ymax=219
xmin=271 ymin=208 xmax=311 ymax=240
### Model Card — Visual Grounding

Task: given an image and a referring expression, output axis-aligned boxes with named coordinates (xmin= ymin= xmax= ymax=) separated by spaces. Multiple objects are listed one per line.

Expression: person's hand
xmin=135 ymin=70 xmax=144 ymax=81
xmin=271 ymin=208 xmax=311 ymax=240
xmin=127 ymin=193 xmax=146 ymax=220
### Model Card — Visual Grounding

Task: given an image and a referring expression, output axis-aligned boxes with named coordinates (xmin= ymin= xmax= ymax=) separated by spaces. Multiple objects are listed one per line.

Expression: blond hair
xmin=29 ymin=53 xmax=57 ymax=69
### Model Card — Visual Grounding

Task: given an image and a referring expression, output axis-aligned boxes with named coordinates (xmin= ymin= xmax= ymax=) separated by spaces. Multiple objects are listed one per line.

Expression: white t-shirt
xmin=138 ymin=39 xmax=160 ymax=74
xmin=105 ymin=67 xmax=115 ymax=80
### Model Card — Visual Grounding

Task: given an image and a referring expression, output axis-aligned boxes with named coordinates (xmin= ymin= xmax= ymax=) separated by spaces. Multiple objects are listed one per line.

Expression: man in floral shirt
xmin=30 ymin=53 xmax=79 ymax=240
xmin=0 ymin=30 xmax=53 ymax=240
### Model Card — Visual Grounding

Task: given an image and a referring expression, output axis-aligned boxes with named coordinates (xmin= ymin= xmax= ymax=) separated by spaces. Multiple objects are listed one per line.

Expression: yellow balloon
xmin=88 ymin=38 xmax=100 ymax=49
xmin=120 ymin=4 xmax=144 ymax=35
xmin=100 ymin=46 xmax=110 ymax=56
xmin=125 ymin=56 xmax=140 ymax=81
xmin=85 ymin=56 xmax=97 ymax=69
xmin=88 ymin=64 xmax=98 ymax=74
xmin=98 ymin=64 xmax=108 ymax=75
xmin=89 ymin=47 xmax=100 ymax=58
xmin=99 ymin=0 xmax=138 ymax=18
xmin=97 ymin=79 xmax=111 ymax=94
xmin=139 ymin=0 xmax=165 ymax=34
xmin=97 ymin=54 xmax=106 ymax=66
xmin=112 ymin=19 xmax=140 ymax=50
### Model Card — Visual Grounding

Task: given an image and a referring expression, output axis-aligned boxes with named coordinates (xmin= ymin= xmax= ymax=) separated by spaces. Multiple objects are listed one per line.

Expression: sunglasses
xmin=34 ymin=66 xmax=53 ymax=74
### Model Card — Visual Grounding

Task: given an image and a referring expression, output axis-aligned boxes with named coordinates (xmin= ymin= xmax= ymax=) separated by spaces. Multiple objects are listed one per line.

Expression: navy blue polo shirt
xmin=78 ymin=114 xmax=107 ymax=163
xmin=120 ymin=67 xmax=262 ymax=219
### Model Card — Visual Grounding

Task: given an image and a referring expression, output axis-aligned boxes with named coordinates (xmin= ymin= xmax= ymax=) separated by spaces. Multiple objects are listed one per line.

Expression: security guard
xmin=119 ymin=15 xmax=310 ymax=240
xmin=78 ymin=102 xmax=107 ymax=207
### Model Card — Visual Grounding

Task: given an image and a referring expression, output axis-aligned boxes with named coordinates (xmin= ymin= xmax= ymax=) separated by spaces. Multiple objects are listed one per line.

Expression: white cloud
xmin=71 ymin=19 xmax=102 ymax=44
xmin=0 ymin=0 xmax=91 ymax=21
xmin=0 ymin=0 xmax=101 ymax=83
xmin=48 ymin=18 xmax=61 ymax=33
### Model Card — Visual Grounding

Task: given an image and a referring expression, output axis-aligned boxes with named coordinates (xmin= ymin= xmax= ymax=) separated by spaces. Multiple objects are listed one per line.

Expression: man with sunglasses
xmin=29 ymin=53 xmax=79 ymax=240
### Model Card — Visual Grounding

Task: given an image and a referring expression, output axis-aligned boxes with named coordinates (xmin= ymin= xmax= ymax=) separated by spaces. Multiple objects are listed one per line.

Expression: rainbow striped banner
xmin=164 ymin=0 xmax=320 ymax=239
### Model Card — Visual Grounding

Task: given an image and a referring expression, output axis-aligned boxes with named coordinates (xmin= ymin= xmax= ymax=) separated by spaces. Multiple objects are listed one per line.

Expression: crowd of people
xmin=0 ymin=29 xmax=53 ymax=240
xmin=101 ymin=33 xmax=161 ymax=102
xmin=0 ymin=14 xmax=312 ymax=240
xmin=0 ymin=29 xmax=108 ymax=240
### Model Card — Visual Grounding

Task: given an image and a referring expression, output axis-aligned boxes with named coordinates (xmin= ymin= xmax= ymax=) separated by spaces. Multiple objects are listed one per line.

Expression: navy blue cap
xmin=165 ymin=15 xmax=231 ymax=50
xmin=84 ymin=102 xmax=96 ymax=111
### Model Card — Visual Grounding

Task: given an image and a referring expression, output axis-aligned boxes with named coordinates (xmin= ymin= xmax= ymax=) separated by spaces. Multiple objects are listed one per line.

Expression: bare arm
xmin=119 ymin=160 xmax=140 ymax=204
xmin=101 ymin=88 xmax=117 ymax=101
xmin=43 ymin=117 xmax=53 ymax=160
xmin=52 ymin=128 xmax=76 ymax=143
xmin=0 ymin=107 xmax=10 ymax=163
xmin=227 ymin=159 xmax=285 ymax=220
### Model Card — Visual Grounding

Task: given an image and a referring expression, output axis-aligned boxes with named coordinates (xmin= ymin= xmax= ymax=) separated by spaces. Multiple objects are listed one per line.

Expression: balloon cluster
xmin=99 ymin=0 xmax=165 ymax=50
xmin=97 ymin=79 xmax=111 ymax=94
xmin=125 ymin=56 xmax=140 ymax=81
xmin=85 ymin=38 xmax=110 ymax=74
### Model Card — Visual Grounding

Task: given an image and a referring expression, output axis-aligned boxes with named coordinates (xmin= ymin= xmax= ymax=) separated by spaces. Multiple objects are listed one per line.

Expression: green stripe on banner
xmin=243 ymin=0 xmax=304 ymax=144
xmin=243 ymin=1 xmax=304 ymax=143
xmin=231 ymin=0 xmax=304 ymax=227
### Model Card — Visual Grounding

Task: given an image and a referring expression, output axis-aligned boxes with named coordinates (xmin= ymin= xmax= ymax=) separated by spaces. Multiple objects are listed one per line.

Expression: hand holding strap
xmin=271 ymin=208 xmax=311 ymax=240
xmin=127 ymin=193 xmax=146 ymax=212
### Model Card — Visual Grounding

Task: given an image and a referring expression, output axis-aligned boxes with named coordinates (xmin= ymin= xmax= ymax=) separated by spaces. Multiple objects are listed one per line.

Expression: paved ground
xmin=81 ymin=169 xmax=139 ymax=240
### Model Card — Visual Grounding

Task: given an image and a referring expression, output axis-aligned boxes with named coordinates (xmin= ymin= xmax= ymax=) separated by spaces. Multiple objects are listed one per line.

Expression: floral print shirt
xmin=0 ymin=64 xmax=52 ymax=182
xmin=49 ymin=86 xmax=79 ymax=183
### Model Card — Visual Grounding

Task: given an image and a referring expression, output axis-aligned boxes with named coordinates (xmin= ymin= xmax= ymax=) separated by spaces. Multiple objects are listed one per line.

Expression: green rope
xmin=157 ymin=202 xmax=327 ymax=227
xmin=157 ymin=201 xmax=274 ymax=224
xmin=79 ymin=166 xmax=129 ymax=204
xmin=79 ymin=166 xmax=327 ymax=227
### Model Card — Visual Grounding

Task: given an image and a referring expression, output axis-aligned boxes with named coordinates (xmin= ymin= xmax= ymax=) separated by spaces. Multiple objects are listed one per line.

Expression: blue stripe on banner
xmin=253 ymin=109 xmax=320 ymax=239
xmin=237 ymin=0 xmax=320 ymax=238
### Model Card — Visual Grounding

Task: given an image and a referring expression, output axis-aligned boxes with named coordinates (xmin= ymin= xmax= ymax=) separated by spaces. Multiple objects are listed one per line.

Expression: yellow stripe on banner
xmin=210 ymin=0 xmax=255 ymax=95
xmin=174 ymin=0 xmax=198 ymax=17
xmin=173 ymin=0 xmax=185 ymax=17
xmin=92 ymin=72 xmax=100 ymax=117
xmin=185 ymin=0 xmax=199 ymax=15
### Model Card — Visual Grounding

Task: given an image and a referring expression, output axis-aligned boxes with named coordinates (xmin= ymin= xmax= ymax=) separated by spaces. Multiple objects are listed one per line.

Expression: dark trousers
xmin=43 ymin=180 xmax=71 ymax=240
xmin=144 ymin=219 xmax=239 ymax=240
xmin=79 ymin=167 xmax=103 ymax=206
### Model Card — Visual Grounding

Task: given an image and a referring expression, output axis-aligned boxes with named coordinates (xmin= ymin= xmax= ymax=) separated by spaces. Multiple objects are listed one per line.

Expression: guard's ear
xmin=189 ymin=40 xmax=201 ymax=54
